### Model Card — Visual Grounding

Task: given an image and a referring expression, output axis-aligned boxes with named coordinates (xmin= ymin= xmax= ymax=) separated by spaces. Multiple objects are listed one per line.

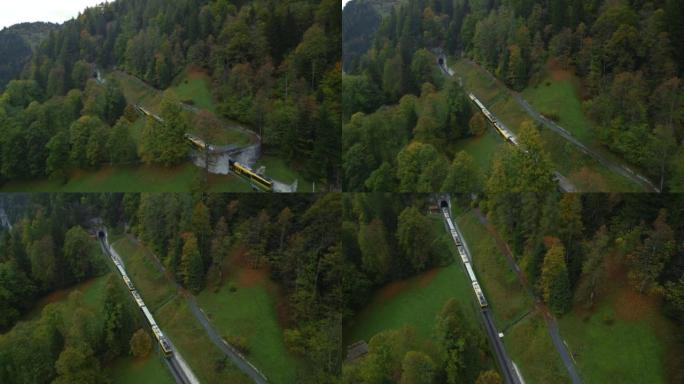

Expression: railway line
xmin=96 ymin=229 xmax=199 ymax=384
xmin=134 ymin=104 xmax=275 ymax=191
xmin=466 ymin=91 xmax=576 ymax=192
xmin=440 ymin=198 xmax=520 ymax=384
xmin=440 ymin=58 xmax=658 ymax=192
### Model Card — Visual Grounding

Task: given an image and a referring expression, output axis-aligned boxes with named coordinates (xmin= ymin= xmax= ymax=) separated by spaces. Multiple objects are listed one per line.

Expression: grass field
xmin=522 ymin=68 xmax=594 ymax=144
xmin=112 ymin=68 xmax=253 ymax=148
xmin=557 ymin=255 xmax=682 ymax=384
xmin=0 ymin=163 xmax=253 ymax=192
xmin=505 ymin=310 xmax=571 ymax=384
xmin=170 ymin=68 xmax=217 ymax=113
xmin=455 ymin=209 xmax=570 ymax=384
xmin=106 ymin=356 xmax=175 ymax=384
xmin=345 ymin=215 xmax=481 ymax=344
xmin=450 ymin=59 xmax=642 ymax=192
xmin=22 ymin=274 xmax=110 ymax=321
xmin=256 ymin=155 xmax=314 ymax=192
xmin=157 ymin=296 xmax=252 ymax=384
xmin=112 ymin=236 xmax=177 ymax=311
xmin=455 ymin=210 xmax=531 ymax=325
xmin=197 ymin=253 xmax=299 ymax=384
xmin=451 ymin=127 xmax=504 ymax=173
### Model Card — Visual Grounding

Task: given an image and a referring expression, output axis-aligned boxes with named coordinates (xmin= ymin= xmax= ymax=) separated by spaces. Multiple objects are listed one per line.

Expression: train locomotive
xmin=442 ymin=207 xmax=488 ymax=308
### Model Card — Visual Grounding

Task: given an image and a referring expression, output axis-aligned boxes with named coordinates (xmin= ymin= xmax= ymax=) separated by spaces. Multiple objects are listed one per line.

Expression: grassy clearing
xmin=22 ymin=274 xmax=110 ymax=321
xmin=170 ymin=68 xmax=217 ymax=113
xmin=106 ymin=355 xmax=175 ymax=384
xmin=111 ymin=70 xmax=163 ymax=115
xmin=558 ymin=256 xmax=681 ymax=384
xmin=504 ymin=310 xmax=571 ymax=384
xmin=256 ymin=155 xmax=314 ymax=192
xmin=0 ymin=163 xmax=253 ymax=192
xmin=456 ymin=209 xmax=570 ymax=384
xmin=522 ymin=69 xmax=594 ymax=143
xmin=455 ymin=210 xmax=531 ymax=325
xmin=345 ymin=215 xmax=481 ymax=344
xmin=450 ymin=59 xmax=642 ymax=192
xmin=157 ymin=296 xmax=252 ymax=384
xmin=197 ymin=262 xmax=299 ymax=384
xmin=452 ymin=127 xmax=504 ymax=173
xmin=111 ymin=236 xmax=176 ymax=311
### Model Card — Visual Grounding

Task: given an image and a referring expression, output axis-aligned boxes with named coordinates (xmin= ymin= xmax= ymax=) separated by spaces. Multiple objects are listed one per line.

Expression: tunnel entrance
xmin=438 ymin=57 xmax=444 ymax=65
xmin=440 ymin=200 xmax=448 ymax=208
xmin=98 ymin=230 xmax=105 ymax=239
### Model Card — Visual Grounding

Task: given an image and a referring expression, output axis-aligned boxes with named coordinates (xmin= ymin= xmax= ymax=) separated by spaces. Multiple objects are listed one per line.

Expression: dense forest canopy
xmin=342 ymin=0 xmax=684 ymax=192
xmin=0 ymin=22 xmax=57 ymax=91
xmin=0 ymin=0 xmax=340 ymax=187
xmin=479 ymin=192 xmax=684 ymax=326
xmin=0 ymin=192 xmax=344 ymax=383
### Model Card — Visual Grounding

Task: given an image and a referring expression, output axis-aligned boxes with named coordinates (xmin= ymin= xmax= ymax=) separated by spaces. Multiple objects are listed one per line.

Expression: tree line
xmin=0 ymin=194 xmax=150 ymax=384
xmin=343 ymin=0 xmax=684 ymax=191
xmin=341 ymin=193 xmax=504 ymax=382
xmin=479 ymin=192 xmax=684 ymax=324
xmin=0 ymin=0 xmax=340 ymax=187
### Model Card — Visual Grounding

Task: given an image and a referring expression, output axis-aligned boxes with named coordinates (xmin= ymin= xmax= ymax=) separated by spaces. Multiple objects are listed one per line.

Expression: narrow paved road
xmin=472 ymin=209 xmax=582 ymax=384
xmin=461 ymin=59 xmax=658 ymax=192
xmin=124 ymin=236 xmax=268 ymax=383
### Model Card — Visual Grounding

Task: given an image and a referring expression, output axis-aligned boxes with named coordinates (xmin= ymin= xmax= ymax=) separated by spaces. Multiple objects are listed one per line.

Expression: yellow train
xmin=230 ymin=160 xmax=273 ymax=191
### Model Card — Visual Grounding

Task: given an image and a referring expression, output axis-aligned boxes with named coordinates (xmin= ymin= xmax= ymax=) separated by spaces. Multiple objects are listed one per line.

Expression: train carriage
xmin=141 ymin=305 xmax=156 ymax=327
xmin=472 ymin=281 xmax=488 ymax=308
xmin=457 ymin=246 xmax=469 ymax=264
xmin=131 ymin=290 xmax=145 ymax=308
xmin=450 ymin=229 xmax=461 ymax=244
xmin=122 ymin=275 xmax=135 ymax=291
xmin=152 ymin=325 xmax=173 ymax=356
xmin=229 ymin=160 xmax=273 ymax=191
xmin=464 ymin=262 xmax=478 ymax=283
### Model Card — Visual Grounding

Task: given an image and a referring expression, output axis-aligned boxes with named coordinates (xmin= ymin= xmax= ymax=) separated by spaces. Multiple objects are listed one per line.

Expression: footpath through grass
xmin=345 ymin=215 xmax=481 ymax=344
xmin=197 ymin=253 xmax=299 ymax=384
xmin=456 ymin=209 xmax=569 ymax=384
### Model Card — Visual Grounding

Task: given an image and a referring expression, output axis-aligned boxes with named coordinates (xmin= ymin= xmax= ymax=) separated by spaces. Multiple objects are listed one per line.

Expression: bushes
xmin=225 ymin=334 xmax=249 ymax=354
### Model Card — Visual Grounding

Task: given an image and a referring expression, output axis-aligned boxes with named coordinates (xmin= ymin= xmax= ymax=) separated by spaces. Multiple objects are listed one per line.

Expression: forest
xmin=338 ymin=192 xmax=684 ymax=383
xmin=0 ymin=22 xmax=58 ymax=91
xmin=340 ymin=193 xmax=499 ymax=383
xmin=0 ymin=192 xmax=344 ymax=383
xmin=342 ymin=0 xmax=684 ymax=192
xmin=0 ymin=0 xmax=340 ymax=188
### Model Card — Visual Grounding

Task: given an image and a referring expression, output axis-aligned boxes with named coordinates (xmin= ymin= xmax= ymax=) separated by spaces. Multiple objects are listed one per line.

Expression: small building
xmin=345 ymin=341 xmax=369 ymax=363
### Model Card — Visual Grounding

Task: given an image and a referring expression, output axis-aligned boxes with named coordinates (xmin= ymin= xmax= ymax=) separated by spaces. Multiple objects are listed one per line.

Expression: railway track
xmin=440 ymin=198 xmax=520 ymax=384
xmin=97 ymin=229 xmax=198 ymax=384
